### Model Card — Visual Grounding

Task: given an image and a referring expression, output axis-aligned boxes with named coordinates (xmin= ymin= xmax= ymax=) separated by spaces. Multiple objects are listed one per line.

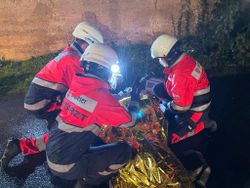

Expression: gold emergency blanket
xmin=98 ymin=96 xmax=193 ymax=188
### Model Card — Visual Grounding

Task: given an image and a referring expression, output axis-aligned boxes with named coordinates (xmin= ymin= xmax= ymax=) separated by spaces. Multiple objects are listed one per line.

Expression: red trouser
xmin=20 ymin=102 xmax=59 ymax=155
xmin=19 ymin=133 xmax=49 ymax=155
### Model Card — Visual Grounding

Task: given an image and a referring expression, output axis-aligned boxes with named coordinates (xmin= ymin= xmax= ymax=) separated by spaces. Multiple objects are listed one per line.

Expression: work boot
xmin=0 ymin=138 xmax=21 ymax=170
xmin=189 ymin=165 xmax=203 ymax=182
xmin=195 ymin=165 xmax=211 ymax=188
xmin=204 ymin=119 xmax=217 ymax=133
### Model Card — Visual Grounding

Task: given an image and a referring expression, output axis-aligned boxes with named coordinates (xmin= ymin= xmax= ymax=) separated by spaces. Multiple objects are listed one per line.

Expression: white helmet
xmin=80 ymin=43 xmax=118 ymax=70
xmin=151 ymin=34 xmax=178 ymax=59
xmin=72 ymin=22 xmax=104 ymax=44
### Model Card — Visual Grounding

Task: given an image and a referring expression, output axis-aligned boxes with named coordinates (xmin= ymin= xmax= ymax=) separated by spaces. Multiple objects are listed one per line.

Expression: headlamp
xmin=111 ymin=64 xmax=120 ymax=74
xmin=109 ymin=64 xmax=123 ymax=90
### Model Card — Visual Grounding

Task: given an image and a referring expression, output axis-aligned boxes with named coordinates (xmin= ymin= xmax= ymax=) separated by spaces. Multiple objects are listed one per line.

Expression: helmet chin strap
xmin=109 ymin=74 xmax=117 ymax=90
xmin=159 ymin=58 xmax=169 ymax=68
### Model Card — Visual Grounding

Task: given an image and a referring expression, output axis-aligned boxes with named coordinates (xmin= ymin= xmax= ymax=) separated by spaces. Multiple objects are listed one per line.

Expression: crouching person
xmin=46 ymin=43 xmax=136 ymax=188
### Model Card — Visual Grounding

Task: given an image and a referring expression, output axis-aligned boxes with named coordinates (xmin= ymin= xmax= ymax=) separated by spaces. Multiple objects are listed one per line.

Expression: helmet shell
xmin=72 ymin=22 xmax=104 ymax=44
xmin=151 ymin=34 xmax=178 ymax=59
xmin=80 ymin=43 xmax=118 ymax=70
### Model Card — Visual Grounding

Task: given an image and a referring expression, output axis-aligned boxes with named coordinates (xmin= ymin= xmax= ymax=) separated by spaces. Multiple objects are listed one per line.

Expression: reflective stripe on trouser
xmin=191 ymin=101 xmax=211 ymax=112
xmin=19 ymin=133 xmax=48 ymax=155
xmin=48 ymin=142 xmax=133 ymax=184
xmin=56 ymin=116 xmax=100 ymax=135
xmin=194 ymin=86 xmax=210 ymax=96
xmin=24 ymin=99 xmax=51 ymax=111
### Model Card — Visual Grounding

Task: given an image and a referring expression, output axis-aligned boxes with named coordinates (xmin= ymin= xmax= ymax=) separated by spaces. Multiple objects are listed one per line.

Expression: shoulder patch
xmin=54 ymin=51 xmax=79 ymax=62
xmin=191 ymin=62 xmax=202 ymax=80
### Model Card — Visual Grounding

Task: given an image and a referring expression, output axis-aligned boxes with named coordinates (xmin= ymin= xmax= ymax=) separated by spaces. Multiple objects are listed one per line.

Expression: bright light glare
xmin=111 ymin=64 xmax=120 ymax=73
xmin=136 ymin=111 xmax=143 ymax=118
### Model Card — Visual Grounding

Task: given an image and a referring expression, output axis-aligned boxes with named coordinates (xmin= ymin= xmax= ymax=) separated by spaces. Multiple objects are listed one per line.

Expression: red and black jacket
xmin=163 ymin=54 xmax=211 ymax=143
xmin=24 ymin=42 xmax=84 ymax=119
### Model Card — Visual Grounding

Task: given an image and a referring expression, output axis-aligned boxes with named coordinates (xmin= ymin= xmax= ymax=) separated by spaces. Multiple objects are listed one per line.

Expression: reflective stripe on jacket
xmin=35 ymin=42 xmax=83 ymax=89
xmin=24 ymin=42 xmax=83 ymax=114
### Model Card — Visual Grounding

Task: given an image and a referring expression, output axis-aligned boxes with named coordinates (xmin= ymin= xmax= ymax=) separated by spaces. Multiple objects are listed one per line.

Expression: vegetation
xmin=0 ymin=0 xmax=249 ymax=95
xmin=0 ymin=54 xmax=55 ymax=95
xmin=114 ymin=43 xmax=162 ymax=86
xmin=179 ymin=0 xmax=250 ymax=72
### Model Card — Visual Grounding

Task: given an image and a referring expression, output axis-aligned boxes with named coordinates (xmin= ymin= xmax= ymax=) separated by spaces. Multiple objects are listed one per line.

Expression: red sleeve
xmin=94 ymin=90 xmax=132 ymax=127
xmin=170 ymin=71 xmax=196 ymax=108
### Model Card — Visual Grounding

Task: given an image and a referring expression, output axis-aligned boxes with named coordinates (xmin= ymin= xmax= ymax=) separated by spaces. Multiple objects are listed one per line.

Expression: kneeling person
xmin=0 ymin=22 xmax=104 ymax=170
xmin=46 ymin=43 xmax=135 ymax=187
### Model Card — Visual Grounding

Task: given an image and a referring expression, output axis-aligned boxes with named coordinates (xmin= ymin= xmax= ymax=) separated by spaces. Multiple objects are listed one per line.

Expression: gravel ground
xmin=0 ymin=94 xmax=52 ymax=188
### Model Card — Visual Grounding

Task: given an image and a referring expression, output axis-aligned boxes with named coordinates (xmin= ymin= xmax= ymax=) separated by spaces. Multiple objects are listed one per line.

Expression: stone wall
xmin=0 ymin=0 xmax=203 ymax=60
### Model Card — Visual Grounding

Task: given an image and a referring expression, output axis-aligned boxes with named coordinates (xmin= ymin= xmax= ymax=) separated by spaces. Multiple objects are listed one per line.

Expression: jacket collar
xmin=77 ymin=73 xmax=110 ymax=90
xmin=169 ymin=53 xmax=185 ymax=68
xmin=70 ymin=41 xmax=84 ymax=56
xmin=163 ymin=53 xmax=186 ymax=75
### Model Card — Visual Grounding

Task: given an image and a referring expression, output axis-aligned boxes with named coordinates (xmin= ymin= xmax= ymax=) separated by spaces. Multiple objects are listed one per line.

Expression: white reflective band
xmin=185 ymin=130 xmax=196 ymax=138
xmin=47 ymin=157 xmax=75 ymax=173
xmin=57 ymin=116 xmax=100 ymax=135
xmin=35 ymin=135 xmax=46 ymax=151
xmin=109 ymin=163 xmax=126 ymax=170
xmin=54 ymin=51 xmax=79 ymax=62
xmin=32 ymin=77 xmax=68 ymax=92
xmin=191 ymin=101 xmax=211 ymax=112
xmin=24 ymin=99 xmax=51 ymax=111
xmin=98 ymin=170 xmax=113 ymax=176
xmin=66 ymin=91 xmax=97 ymax=113
xmin=194 ymin=86 xmax=210 ymax=96
xmin=172 ymin=102 xmax=191 ymax=111
xmin=98 ymin=163 xmax=126 ymax=176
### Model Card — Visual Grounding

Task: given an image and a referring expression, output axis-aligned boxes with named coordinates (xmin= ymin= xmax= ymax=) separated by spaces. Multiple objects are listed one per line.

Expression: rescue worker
xmin=0 ymin=22 xmax=104 ymax=170
xmin=46 ymin=43 xmax=136 ymax=188
xmin=151 ymin=34 xmax=216 ymax=187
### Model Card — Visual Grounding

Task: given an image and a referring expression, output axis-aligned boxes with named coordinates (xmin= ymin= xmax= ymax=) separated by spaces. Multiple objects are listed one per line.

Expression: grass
xmin=0 ymin=53 xmax=56 ymax=95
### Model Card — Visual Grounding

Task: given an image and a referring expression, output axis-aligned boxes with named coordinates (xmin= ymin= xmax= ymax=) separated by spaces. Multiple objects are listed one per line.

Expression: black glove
xmin=174 ymin=120 xmax=195 ymax=137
